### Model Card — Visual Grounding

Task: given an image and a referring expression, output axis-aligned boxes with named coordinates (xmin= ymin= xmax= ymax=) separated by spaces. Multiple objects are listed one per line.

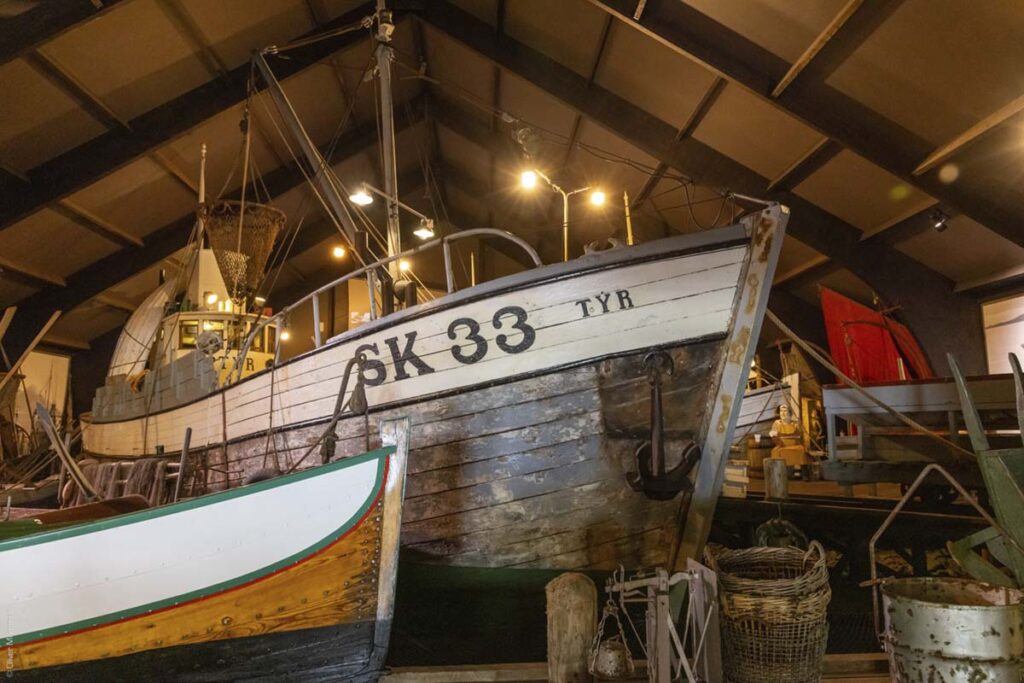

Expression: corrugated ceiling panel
xmin=66 ymin=157 xmax=197 ymax=240
xmin=794 ymin=149 xmax=933 ymax=232
xmin=693 ymin=83 xmax=823 ymax=180
xmin=593 ymin=20 xmax=719 ymax=132
xmin=774 ymin=235 xmax=825 ymax=281
xmin=40 ymin=0 xmax=212 ymax=121
xmin=0 ymin=209 xmax=118 ymax=279
xmin=896 ymin=214 xmax=1024 ymax=285
xmin=424 ymin=24 xmax=495 ymax=106
xmin=0 ymin=280 xmax=38 ymax=309
xmin=684 ymin=0 xmax=851 ymax=63
xmin=828 ymin=0 xmax=1024 ymax=146
xmin=0 ymin=59 xmax=107 ymax=173
xmin=504 ymin=0 xmax=609 ymax=77
xmin=176 ymin=0 xmax=314 ymax=70
xmin=48 ymin=302 xmax=129 ymax=343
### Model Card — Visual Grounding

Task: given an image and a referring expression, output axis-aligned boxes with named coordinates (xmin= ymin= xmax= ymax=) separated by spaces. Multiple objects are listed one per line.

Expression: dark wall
xmin=69 ymin=328 xmax=119 ymax=419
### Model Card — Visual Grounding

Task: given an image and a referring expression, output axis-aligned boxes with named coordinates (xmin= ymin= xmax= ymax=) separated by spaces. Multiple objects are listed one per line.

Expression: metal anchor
xmin=627 ymin=351 xmax=701 ymax=500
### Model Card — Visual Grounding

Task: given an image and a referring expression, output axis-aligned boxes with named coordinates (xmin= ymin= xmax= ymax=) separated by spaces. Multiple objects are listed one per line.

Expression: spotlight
xmin=589 ymin=190 xmax=606 ymax=206
xmin=332 ymin=245 xmax=346 ymax=259
xmin=349 ymin=186 xmax=373 ymax=206
xmin=520 ymin=170 xmax=538 ymax=190
xmin=930 ymin=209 xmax=949 ymax=232
xmin=413 ymin=218 xmax=435 ymax=240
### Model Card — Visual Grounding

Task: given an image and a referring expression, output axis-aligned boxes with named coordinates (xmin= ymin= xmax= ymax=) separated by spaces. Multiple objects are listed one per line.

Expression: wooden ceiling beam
xmin=0 ymin=0 xmax=127 ymax=67
xmin=765 ymin=138 xmax=842 ymax=193
xmin=420 ymin=2 xmax=986 ymax=372
xmin=771 ymin=0 xmax=865 ymax=97
xmin=52 ymin=199 xmax=143 ymax=248
xmin=23 ymin=50 xmax=129 ymax=132
xmin=95 ymin=292 xmax=139 ymax=313
xmin=0 ymin=2 xmax=377 ymax=238
xmin=0 ymin=256 xmax=65 ymax=289
xmin=631 ymin=76 xmax=726 ymax=208
xmin=581 ymin=0 xmax=1024 ymax=251
xmin=153 ymin=0 xmax=230 ymax=80
xmin=913 ymin=94 xmax=1024 ymax=176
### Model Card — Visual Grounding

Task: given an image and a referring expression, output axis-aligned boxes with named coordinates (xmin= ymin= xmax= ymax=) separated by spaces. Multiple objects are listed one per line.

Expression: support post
xmin=546 ymin=573 xmax=596 ymax=683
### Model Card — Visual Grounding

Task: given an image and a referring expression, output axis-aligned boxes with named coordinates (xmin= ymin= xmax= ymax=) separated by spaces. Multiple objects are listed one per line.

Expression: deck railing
xmin=231 ymin=228 xmax=542 ymax=382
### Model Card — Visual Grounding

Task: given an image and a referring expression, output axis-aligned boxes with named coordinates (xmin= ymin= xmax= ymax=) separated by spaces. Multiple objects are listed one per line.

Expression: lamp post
xmin=521 ymin=170 xmax=604 ymax=262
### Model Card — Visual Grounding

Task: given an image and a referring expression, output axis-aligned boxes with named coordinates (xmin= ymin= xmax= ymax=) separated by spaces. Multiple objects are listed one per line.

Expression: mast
xmin=375 ymin=1 xmax=401 ymax=278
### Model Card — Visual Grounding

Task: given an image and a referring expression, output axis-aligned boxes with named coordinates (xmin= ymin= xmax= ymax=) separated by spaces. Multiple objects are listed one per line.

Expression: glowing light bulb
xmin=520 ymin=170 xmax=538 ymax=190
xmin=332 ymin=245 xmax=346 ymax=259
xmin=398 ymin=259 xmax=411 ymax=272
xmin=280 ymin=329 xmax=291 ymax=342
xmin=589 ymin=190 xmax=606 ymax=206
xmin=349 ymin=187 xmax=373 ymax=206
xmin=204 ymin=291 xmax=218 ymax=306
xmin=413 ymin=218 xmax=435 ymax=240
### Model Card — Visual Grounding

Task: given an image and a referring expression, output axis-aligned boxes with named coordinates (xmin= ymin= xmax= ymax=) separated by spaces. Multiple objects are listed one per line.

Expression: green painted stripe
xmin=9 ymin=451 xmax=390 ymax=646
xmin=0 ymin=446 xmax=394 ymax=552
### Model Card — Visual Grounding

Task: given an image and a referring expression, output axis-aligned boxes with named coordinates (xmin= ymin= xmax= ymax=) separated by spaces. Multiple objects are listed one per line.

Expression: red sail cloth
xmin=820 ymin=288 xmax=933 ymax=383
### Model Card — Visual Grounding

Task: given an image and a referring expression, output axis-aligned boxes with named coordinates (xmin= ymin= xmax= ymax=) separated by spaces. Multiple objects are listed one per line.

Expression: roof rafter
xmin=0 ymin=0 xmax=127 ymax=67
xmin=0 ymin=2 xmax=377 ymax=237
xmin=3 ymin=95 xmax=425 ymax=355
xmin=418 ymin=1 xmax=986 ymax=372
xmin=582 ymin=0 xmax=1024 ymax=251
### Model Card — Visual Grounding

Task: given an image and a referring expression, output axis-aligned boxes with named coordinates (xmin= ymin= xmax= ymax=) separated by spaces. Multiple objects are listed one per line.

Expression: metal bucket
xmin=881 ymin=578 xmax=1024 ymax=682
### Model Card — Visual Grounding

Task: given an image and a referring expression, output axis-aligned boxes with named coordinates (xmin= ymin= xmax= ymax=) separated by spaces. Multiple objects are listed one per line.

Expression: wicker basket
xmin=708 ymin=541 xmax=831 ymax=683
xmin=201 ymin=200 xmax=285 ymax=304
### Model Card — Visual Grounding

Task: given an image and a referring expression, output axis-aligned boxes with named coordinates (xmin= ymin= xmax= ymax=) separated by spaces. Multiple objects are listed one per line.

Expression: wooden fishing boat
xmin=80 ymin=6 xmax=788 ymax=571
xmin=2 ymin=420 xmax=409 ymax=682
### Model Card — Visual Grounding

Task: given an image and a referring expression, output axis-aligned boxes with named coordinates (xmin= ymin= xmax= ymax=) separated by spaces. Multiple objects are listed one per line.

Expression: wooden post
xmin=546 ymin=572 xmax=596 ymax=683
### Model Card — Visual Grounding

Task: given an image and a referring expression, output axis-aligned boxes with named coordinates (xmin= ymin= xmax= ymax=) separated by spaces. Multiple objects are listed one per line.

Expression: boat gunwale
xmin=0 ymin=446 xmax=394 ymax=552
xmin=86 ymin=226 xmax=751 ymax=428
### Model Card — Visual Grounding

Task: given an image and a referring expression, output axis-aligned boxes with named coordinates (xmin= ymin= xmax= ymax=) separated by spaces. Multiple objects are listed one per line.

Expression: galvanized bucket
xmin=881 ymin=578 xmax=1024 ymax=682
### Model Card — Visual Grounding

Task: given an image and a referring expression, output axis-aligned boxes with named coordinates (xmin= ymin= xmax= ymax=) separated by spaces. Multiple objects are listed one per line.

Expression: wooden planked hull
xmin=2 ymin=425 xmax=410 ymax=681
xmin=82 ymin=206 xmax=787 ymax=570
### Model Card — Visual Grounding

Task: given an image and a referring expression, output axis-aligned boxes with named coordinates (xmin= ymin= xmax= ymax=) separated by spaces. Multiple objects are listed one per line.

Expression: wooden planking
xmin=15 ymin=503 xmax=382 ymax=671
xmin=85 ymin=244 xmax=747 ymax=457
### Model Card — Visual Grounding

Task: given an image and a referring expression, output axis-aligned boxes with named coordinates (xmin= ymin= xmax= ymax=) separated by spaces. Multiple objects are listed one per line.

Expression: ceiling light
xmin=349 ymin=186 xmax=373 ymax=206
xmin=332 ymin=245 xmax=347 ymax=259
xmin=520 ymin=170 xmax=538 ymax=190
xmin=413 ymin=218 xmax=435 ymax=240
xmin=398 ymin=259 xmax=411 ymax=272
xmin=930 ymin=209 xmax=949 ymax=232
xmin=589 ymin=190 xmax=606 ymax=206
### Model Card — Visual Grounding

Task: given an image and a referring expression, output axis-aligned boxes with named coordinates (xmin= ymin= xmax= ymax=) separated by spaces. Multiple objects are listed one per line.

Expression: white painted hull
xmin=84 ymin=234 xmax=748 ymax=458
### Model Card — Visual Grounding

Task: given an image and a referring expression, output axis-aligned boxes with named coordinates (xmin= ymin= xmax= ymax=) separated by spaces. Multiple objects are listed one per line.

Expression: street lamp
xmin=520 ymin=169 xmax=604 ymax=262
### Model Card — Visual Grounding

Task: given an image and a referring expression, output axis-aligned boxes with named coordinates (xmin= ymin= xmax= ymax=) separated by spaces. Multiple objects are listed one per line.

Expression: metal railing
xmin=231 ymin=228 xmax=542 ymax=382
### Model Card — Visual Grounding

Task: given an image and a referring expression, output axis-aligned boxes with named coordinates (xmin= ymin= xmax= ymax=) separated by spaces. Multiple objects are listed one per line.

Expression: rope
xmin=765 ymin=309 xmax=976 ymax=461
xmin=285 ymin=353 xmax=367 ymax=474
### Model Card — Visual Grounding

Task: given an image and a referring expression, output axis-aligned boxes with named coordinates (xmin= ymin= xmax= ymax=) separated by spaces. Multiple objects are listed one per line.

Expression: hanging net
xmin=202 ymin=201 xmax=285 ymax=304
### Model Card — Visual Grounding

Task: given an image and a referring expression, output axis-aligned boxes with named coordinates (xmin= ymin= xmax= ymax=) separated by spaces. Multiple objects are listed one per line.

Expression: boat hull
xmin=2 ymin=431 xmax=409 ymax=681
xmin=83 ymin=207 xmax=787 ymax=570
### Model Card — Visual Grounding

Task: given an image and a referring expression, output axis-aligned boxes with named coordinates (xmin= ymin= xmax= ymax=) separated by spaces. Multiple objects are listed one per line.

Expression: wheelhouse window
xmin=179 ymin=320 xmax=199 ymax=348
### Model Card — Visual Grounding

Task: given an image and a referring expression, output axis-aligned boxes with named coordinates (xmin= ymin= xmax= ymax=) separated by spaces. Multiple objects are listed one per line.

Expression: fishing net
xmin=202 ymin=201 xmax=285 ymax=304
xmin=707 ymin=541 xmax=831 ymax=683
